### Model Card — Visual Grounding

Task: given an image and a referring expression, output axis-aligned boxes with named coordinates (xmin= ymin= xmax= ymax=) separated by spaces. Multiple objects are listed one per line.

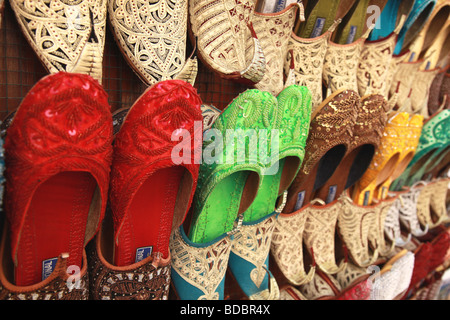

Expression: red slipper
xmin=4 ymin=72 xmax=113 ymax=286
xmin=110 ymin=79 xmax=202 ymax=266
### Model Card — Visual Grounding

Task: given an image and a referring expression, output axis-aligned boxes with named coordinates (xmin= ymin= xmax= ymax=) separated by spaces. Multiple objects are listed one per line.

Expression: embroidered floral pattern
xmin=87 ymin=240 xmax=170 ymax=300
xmin=108 ymin=0 xmax=190 ymax=86
xmin=189 ymin=0 xmax=265 ymax=84
xmin=170 ymin=228 xmax=232 ymax=300
xmin=10 ymin=0 xmax=107 ymax=83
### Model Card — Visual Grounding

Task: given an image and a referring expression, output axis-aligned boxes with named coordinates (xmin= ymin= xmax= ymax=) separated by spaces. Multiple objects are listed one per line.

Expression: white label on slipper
xmin=311 ymin=18 xmax=326 ymax=37
xmin=135 ymin=246 xmax=153 ymax=263
xmin=294 ymin=191 xmax=306 ymax=211
xmin=42 ymin=257 xmax=58 ymax=281
xmin=326 ymin=185 xmax=337 ymax=204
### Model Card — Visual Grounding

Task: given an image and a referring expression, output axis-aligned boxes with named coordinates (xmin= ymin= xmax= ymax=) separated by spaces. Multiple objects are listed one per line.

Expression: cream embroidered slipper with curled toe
xmin=10 ymin=0 xmax=107 ymax=83
xmin=285 ymin=18 xmax=343 ymax=112
xmin=412 ymin=20 xmax=450 ymax=118
xmin=357 ymin=14 xmax=406 ymax=98
xmin=108 ymin=0 xmax=197 ymax=86
xmin=252 ymin=3 xmax=304 ymax=96
xmin=337 ymin=194 xmax=380 ymax=268
xmin=188 ymin=0 xmax=266 ymax=85
xmin=389 ymin=1 xmax=449 ymax=114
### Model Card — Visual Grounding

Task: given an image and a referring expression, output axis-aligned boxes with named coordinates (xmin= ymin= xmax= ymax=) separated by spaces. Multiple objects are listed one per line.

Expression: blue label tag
xmin=346 ymin=25 xmax=358 ymax=44
xmin=135 ymin=246 xmax=153 ymax=263
xmin=363 ymin=191 xmax=370 ymax=206
xmin=275 ymin=0 xmax=287 ymax=12
xmin=326 ymin=185 xmax=337 ymax=204
xmin=311 ymin=18 xmax=326 ymax=37
xmin=42 ymin=257 xmax=58 ymax=281
xmin=294 ymin=191 xmax=306 ymax=211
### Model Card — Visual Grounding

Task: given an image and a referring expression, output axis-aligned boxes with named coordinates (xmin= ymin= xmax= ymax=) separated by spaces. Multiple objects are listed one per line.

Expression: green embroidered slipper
xmin=392 ymin=109 xmax=450 ymax=189
xmin=242 ymin=85 xmax=313 ymax=223
xmin=188 ymin=89 xmax=278 ymax=244
xmin=227 ymin=85 xmax=312 ymax=300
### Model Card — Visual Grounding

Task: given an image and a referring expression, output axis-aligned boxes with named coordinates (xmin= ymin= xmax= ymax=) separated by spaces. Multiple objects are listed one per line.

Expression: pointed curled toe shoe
xmin=271 ymin=203 xmax=316 ymax=287
xmin=10 ymin=0 xmax=107 ymax=83
xmin=357 ymin=14 xmax=406 ymax=97
xmin=88 ymin=79 xmax=203 ymax=300
xmin=252 ymin=3 xmax=304 ymax=96
xmin=189 ymin=0 xmax=266 ymax=85
xmin=110 ymin=80 xmax=202 ymax=267
xmin=1 ymin=72 xmax=113 ymax=298
xmin=284 ymin=89 xmax=358 ymax=214
xmin=337 ymin=194 xmax=379 ymax=268
xmin=108 ymin=0 xmax=197 ymax=86
xmin=302 ymin=199 xmax=347 ymax=275
xmin=286 ymin=19 xmax=342 ymax=111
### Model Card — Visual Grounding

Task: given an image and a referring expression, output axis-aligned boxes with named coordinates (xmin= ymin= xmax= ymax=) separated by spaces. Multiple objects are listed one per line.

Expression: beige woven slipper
xmin=108 ymin=0 xmax=197 ymax=86
xmin=285 ymin=19 xmax=341 ymax=112
xmin=189 ymin=0 xmax=266 ymax=85
xmin=357 ymin=15 xmax=406 ymax=97
xmin=10 ymin=0 xmax=107 ymax=83
xmin=252 ymin=3 xmax=303 ymax=95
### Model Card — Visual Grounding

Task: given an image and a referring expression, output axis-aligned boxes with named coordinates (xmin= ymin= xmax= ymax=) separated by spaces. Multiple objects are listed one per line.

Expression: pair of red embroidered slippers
xmin=0 ymin=72 xmax=203 ymax=300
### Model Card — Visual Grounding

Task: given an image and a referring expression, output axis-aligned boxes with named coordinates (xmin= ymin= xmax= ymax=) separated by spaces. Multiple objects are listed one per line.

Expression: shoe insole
xmin=409 ymin=5 xmax=450 ymax=62
xmin=333 ymin=0 xmax=371 ymax=44
xmin=368 ymin=0 xmax=401 ymax=41
xmin=427 ymin=148 xmax=450 ymax=179
xmin=390 ymin=148 xmax=438 ymax=190
xmin=15 ymin=171 xmax=96 ymax=286
xmin=404 ymin=148 xmax=440 ymax=186
xmin=243 ymin=158 xmax=286 ymax=222
xmin=114 ymin=167 xmax=184 ymax=266
xmin=422 ymin=25 xmax=450 ymax=70
xmin=315 ymin=144 xmax=375 ymax=203
xmin=353 ymin=152 xmax=400 ymax=205
xmin=188 ymin=171 xmax=250 ymax=244
xmin=284 ymin=144 xmax=346 ymax=213
xmin=373 ymin=150 xmax=415 ymax=200
xmin=295 ymin=0 xmax=342 ymax=38
xmin=396 ymin=1 xmax=436 ymax=55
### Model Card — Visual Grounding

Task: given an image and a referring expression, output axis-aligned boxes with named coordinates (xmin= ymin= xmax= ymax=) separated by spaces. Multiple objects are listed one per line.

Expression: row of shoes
xmin=169 ymin=0 xmax=450 ymax=301
xmin=0 ymin=0 xmax=448 ymax=301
